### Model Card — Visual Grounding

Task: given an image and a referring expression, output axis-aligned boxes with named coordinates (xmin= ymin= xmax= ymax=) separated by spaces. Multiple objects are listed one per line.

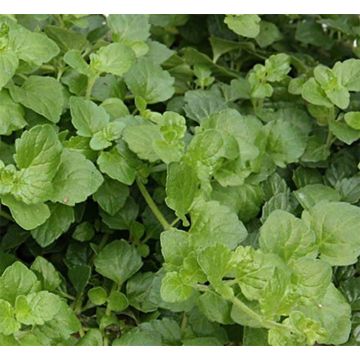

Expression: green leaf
xmin=0 ymin=261 xmax=38 ymax=304
xmin=224 ymin=15 xmax=261 ymax=38
xmin=94 ymin=240 xmax=143 ymax=285
xmin=13 ymin=124 xmax=62 ymax=204
xmin=197 ymin=244 xmax=232 ymax=284
xmin=1 ymin=195 xmax=50 ymax=230
xmin=69 ymin=97 xmax=109 ymax=137
xmin=184 ymin=89 xmax=227 ymax=124
xmin=189 ymin=200 xmax=247 ymax=249
xmin=0 ymin=299 xmax=20 ymax=335
xmin=333 ymin=59 xmax=360 ymax=91
xmin=294 ymin=184 xmax=341 ymax=209
xmin=31 ymin=204 xmax=74 ymax=247
xmin=259 ymin=210 xmax=317 ymax=263
xmin=8 ymin=26 xmax=59 ymax=66
xmin=68 ymin=265 xmax=91 ymax=293
xmin=344 ymin=111 xmax=360 ymax=130
xmin=198 ymin=291 xmax=232 ymax=324
xmin=88 ymin=287 xmax=107 ymax=305
xmin=93 ymin=177 xmax=129 ymax=216
xmin=124 ymin=59 xmax=175 ymax=104
xmin=30 ymin=256 xmax=61 ymax=292
xmin=160 ymin=229 xmax=190 ymax=266
xmin=301 ymin=78 xmax=333 ymax=108
xmin=303 ymin=201 xmax=360 ymax=266
xmin=9 ymin=76 xmax=64 ymax=123
xmin=107 ymin=290 xmax=129 ymax=312
xmin=97 ymin=146 xmax=136 ymax=185
xmin=0 ymin=90 xmax=26 ymax=135
xmin=90 ymin=43 xmax=136 ymax=77
xmin=300 ymin=284 xmax=351 ymax=345
xmin=50 ymin=149 xmax=103 ymax=206
xmin=263 ymin=119 xmax=308 ymax=167
xmin=313 ymin=65 xmax=349 ymax=109
xmin=255 ymin=21 xmax=282 ymax=48
xmin=72 ymin=222 xmax=94 ymax=242
xmin=0 ymin=49 xmax=18 ymax=90
xmin=64 ymin=50 xmax=90 ymax=76
xmin=165 ymin=161 xmax=199 ymax=224
xmin=160 ymin=271 xmax=194 ymax=303
xmin=122 ymin=124 xmax=161 ymax=162
xmin=107 ymin=15 xmax=150 ymax=43
xmin=291 ymin=258 xmax=332 ymax=301
xmin=15 ymin=291 xmax=61 ymax=325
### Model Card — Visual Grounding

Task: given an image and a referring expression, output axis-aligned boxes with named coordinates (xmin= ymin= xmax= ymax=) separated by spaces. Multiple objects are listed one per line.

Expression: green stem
xmin=326 ymin=129 xmax=334 ymax=148
xmin=0 ymin=209 xmax=13 ymax=222
xmin=136 ymin=178 xmax=171 ymax=230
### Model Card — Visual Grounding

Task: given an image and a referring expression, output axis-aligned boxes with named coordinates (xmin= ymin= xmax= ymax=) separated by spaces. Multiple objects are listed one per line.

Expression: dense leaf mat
xmin=0 ymin=14 xmax=360 ymax=346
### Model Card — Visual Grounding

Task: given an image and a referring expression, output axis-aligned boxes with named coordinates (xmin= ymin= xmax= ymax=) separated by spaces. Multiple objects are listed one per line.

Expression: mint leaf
xmin=124 ymin=59 xmax=175 ymax=104
xmin=224 ymin=15 xmax=261 ymax=38
xmin=50 ymin=149 xmax=103 ymax=206
xmin=303 ymin=201 xmax=360 ymax=266
xmin=9 ymin=76 xmax=64 ymax=123
xmin=94 ymin=240 xmax=143 ymax=285
xmin=90 ymin=43 xmax=136 ymax=77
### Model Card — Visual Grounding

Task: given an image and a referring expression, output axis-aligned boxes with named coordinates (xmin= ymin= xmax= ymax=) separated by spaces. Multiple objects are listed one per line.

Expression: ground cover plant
xmin=0 ymin=14 xmax=360 ymax=346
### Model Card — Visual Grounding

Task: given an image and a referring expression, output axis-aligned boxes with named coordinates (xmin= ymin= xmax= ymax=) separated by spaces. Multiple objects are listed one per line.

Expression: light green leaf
xmin=8 ymin=26 xmax=59 ymax=66
xmin=30 ymin=256 xmax=61 ymax=292
xmin=197 ymin=244 xmax=232 ymax=284
xmin=88 ymin=287 xmax=107 ymax=305
xmin=263 ymin=119 xmax=308 ymax=167
xmin=69 ymin=97 xmax=109 ymax=137
xmin=90 ymin=43 xmax=136 ymax=77
xmin=333 ymin=59 xmax=360 ymax=91
xmin=31 ymin=204 xmax=74 ymax=247
xmin=1 ymin=195 xmax=50 ymax=230
xmin=344 ymin=111 xmax=360 ymax=130
xmin=0 ymin=299 xmax=20 ymax=335
xmin=107 ymin=15 xmax=150 ymax=43
xmin=0 ymin=261 xmax=39 ymax=304
xmin=15 ymin=291 xmax=61 ymax=325
xmin=124 ymin=59 xmax=175 ymax=104
xmin=294 ymin=184 xmax=341 ymax=209
xmin=160 ymin=229 xmax=190 ymax=266
xmin=13 ymin=124 xmax=62 ymax=204
xmin=123 ymin=124 xmax=161 ymax=162
xmin=0 ymin=90 xmax=26 ymax=135
xmin=291 ymin=258 xmax=332 ymax=301
xmin=165 ymin=162 xmax=199 ymax=224
xmin=190 ymin=200 xmax=247 ymax=250
xmin=0 ymin=49 xmax=18 ymax=90
xmin=94 ymin=240 xmax=143 ymax=285
xmin=303 ymin=201 xmax=360 ymax=266
xmin=301 ymin=78 xmax=333 ymax=107
xmin=224 ymin=15 xmax=261 ymax=38
xmin=107 ymin=290 xmax=129 ymax=312
xmin=97 ymin=146 xmax=136 ymax=185
xmin=313 ymin=65 xmax=349 ymax=109
xmin=50 ymin=149 xmax=103 ymax=206
xmin=160 ymin=271 xmax=193 ymax=303
xmin=63 ymin=50 xmax=90 ymax=76
xmin=9 ymin=76 xmax=64 ymax=123
xmin=259 ymin=210 xmax=317 ymax=262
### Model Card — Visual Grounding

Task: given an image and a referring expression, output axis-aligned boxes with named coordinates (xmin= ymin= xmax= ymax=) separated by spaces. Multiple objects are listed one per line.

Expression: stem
xmin=136 ymin=178 xmax=171 ymax=230
xmin=0 ymin=209 xmax=13 ymax=222
xmin=325 ymin=129 xmax=334 ymax=148
xmin=85 ymin=74 xmax=98 ymax=99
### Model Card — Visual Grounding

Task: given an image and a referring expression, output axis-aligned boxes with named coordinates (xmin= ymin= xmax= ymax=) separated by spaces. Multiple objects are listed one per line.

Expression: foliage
xmin=0 ymin=14 xmax=360 ymax=346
